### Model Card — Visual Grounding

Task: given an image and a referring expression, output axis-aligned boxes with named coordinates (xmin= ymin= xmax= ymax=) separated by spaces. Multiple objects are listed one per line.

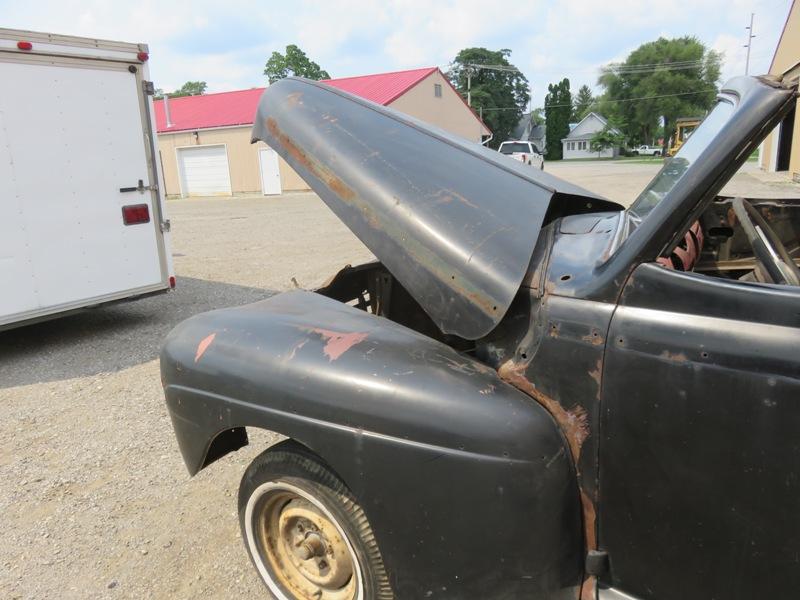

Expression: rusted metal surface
xmin=161 ymin=75 xmax=800 ymax=600
xmin=252 ymin=77 xmax=609 ymax=340
xmin=162 ymin=290 xmax=583 ymax=598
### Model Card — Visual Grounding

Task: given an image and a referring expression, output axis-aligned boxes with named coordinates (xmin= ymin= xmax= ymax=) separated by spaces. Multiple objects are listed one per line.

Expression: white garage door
xmin=177 ymin=145 xmax=232 ymax=196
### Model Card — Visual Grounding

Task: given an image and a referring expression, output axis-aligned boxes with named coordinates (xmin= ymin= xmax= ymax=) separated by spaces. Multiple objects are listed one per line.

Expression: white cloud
xmin=0 ymin=0 xmax=793 ymax=106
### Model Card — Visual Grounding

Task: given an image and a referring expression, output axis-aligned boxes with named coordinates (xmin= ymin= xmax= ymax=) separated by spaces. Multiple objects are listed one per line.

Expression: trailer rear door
xmin=0 ymin=52 xmax=169 ymax=324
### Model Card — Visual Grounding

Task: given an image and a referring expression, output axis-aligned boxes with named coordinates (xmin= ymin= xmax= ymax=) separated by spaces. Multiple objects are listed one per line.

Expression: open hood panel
xmin=252 ymin=77 xmax=615 ymax=339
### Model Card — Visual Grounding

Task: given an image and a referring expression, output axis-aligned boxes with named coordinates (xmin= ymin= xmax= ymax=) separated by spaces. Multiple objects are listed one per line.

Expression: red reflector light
xmin=137 ymin=51 xmax=149 ymax=62
xmin=169 ymin=276 xmax=176 ymax=289
xmin=17 ymin=41 xmax=33 ymax=51
xmin=122 ymin=204 xmax=150 ymax=225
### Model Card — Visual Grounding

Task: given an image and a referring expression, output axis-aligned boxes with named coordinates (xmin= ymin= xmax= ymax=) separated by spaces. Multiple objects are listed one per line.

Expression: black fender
xmin=161 ymin=290 xmax=583 ymax=599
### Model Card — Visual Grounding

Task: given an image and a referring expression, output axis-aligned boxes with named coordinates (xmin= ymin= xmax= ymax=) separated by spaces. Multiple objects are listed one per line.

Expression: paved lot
xmin=1 ymin=160 xmax=797 ymax=599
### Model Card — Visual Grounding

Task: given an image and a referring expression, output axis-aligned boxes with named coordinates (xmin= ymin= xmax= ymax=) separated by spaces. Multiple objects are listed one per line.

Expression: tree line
xmin=158 ymin=36 xmax=722 ymax=158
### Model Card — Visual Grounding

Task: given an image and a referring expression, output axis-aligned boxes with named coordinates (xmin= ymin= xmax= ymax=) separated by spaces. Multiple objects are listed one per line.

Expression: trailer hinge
xmin=160 ymin=219 xmax=171 ymax=233
xmin=586 ymin=550 xmax=609 ymax=577
xmin=142 ymin=80 xmax=155 ymax=96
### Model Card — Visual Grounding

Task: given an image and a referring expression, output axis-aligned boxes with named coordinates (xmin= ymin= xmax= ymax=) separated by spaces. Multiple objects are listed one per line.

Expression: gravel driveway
xmin=0 ymin=192 xmax=372 ymax=600
xmin=1 ymin=161 xmax=796 ymax=599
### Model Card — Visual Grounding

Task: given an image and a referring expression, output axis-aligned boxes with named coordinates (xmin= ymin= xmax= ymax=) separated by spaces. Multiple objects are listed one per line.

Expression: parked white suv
xmin=498 ymin=141 xmax=544 ymax=169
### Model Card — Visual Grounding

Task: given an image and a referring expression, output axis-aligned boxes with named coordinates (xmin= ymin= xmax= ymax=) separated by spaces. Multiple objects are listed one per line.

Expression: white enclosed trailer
xmin=0 ymin=28 xmax=174 ymax=330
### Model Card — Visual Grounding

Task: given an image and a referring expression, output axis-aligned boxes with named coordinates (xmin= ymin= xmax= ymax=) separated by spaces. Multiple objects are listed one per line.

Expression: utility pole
xmin=744 ymin=13 xmax=756 ymax=75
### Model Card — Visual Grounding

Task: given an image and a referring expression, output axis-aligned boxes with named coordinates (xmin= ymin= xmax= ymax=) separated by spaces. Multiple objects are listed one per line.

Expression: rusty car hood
xmin=252 ymin=77 xmax=618 ymax=339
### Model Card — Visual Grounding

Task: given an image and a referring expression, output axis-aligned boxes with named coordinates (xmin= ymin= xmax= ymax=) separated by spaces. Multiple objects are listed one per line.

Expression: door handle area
xmin=120 ymin=179 xmax=156 ymax=193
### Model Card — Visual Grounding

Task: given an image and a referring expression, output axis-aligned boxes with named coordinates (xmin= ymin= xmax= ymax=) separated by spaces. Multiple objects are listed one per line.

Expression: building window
xmin=434 ymin=83 xmax=442 ymax=98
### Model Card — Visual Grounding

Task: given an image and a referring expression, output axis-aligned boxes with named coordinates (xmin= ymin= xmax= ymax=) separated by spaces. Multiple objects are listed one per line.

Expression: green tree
xmin=597 ymin=36 xmax=721 ymax=153
xmin=447 ymin=48 xmax=530 ymax=149
xmin=572 ymin=84 xmax=594 ymax=121
xmin=590 ymin=125 xmax=626 ymax=152
xmin=154 ymin=81 xmax=207 ymax=99
xmin=173 ymin=81 xmax=207 ymax=97
xmin=544 ymin=78 xmax=571 ymax=160
xmin=264 ymin=45 xmax=330 ymax=83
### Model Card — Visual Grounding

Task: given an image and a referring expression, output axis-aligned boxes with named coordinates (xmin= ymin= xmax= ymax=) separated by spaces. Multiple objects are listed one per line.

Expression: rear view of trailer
xmin=0 ymin=29 xmax=174 ymax=330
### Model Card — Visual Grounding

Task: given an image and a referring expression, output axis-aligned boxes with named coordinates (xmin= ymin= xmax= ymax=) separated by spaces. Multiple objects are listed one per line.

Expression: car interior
xmin=663 ymin=196 xmax=800 ymax=286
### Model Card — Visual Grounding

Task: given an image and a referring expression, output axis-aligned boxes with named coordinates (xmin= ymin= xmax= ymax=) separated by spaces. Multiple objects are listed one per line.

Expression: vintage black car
xmin=161 ymin=75 xmax=800 ymax=600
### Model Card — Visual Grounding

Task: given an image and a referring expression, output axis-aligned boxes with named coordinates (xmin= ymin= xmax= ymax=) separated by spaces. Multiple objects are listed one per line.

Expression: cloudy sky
xmin=2 ymin=0 xmax=793 ymax=107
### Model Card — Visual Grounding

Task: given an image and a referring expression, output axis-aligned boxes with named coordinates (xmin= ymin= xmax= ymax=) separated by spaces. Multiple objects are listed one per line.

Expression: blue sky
xmin=2 ymin=0 xmax=793 ymax=107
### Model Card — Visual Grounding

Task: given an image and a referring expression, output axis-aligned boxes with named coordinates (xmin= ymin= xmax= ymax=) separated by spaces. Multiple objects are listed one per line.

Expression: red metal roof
xmin=153 ymin=67 xmax=486 ymax=134
xmin=154 ymin=87 xmax=265 ymax=133
xmin=320 ymin=67 xmax=437 ymax=106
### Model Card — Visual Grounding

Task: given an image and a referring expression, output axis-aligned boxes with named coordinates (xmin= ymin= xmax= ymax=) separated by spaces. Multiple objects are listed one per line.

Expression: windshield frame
xmin=578 ymin=76 xmax=797 ymax=304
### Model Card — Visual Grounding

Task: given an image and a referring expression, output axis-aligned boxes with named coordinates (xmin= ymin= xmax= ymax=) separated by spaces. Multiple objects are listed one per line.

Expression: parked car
xmin=498 ymin=139 xmax=545 ymax=169
xmin=630 ymin=144 xmax=662 ymax=156
xmin=161 ymin=75 xmax=799 ymax=600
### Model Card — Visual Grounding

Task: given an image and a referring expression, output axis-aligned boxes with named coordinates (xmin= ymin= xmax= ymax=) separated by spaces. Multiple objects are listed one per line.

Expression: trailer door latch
xmin=160 ymin=219 xmax=171 ymax=233
xmin=142 ymin=80 xmax=155 ymax=95
xmin=120 ymin=179 xmax=152 ymax=194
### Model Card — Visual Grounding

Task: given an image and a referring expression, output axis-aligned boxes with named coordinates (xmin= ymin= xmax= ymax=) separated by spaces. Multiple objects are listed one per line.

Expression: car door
xmin=598 ymin=261 xmax=800 ymax=600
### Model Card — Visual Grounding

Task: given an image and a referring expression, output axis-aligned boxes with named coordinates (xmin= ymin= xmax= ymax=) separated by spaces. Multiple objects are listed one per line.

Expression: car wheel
xmin=654 ymin=151 xmax=661 ymax=156
xmin=239 ymin=440 xmax=393 ymax=600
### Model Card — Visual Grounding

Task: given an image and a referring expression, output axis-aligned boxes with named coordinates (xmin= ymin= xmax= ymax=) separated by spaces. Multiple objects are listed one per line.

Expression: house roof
xmin=154 ymin=66 xmax=448 ymax=133
xmin=321 ymin=67 xmax=438 ymax=105
xmin=154 ymin=87 xmax=265 ymax=133
xmin=563 ymin=112 xmax=619 ymax=141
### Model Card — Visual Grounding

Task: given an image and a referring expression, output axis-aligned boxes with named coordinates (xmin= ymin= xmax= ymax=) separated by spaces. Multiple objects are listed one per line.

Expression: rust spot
xmin=327 ymin=173 xmax=355 ymax=201
xmin=285 ymin=91 xmax=303 ymax=107
xmin=580 ymin=576 xmax=597 ymax=600
xmin=498 ymin=361 xmax=588 ymax=466
xmin=588 ymin=357 xmax=602 ymax=390
xmin=499 ymin=360 xmax=596 ymax=555
xmin=580 ymin=489 xmax=597 ymax=549
xmin=266 ymin=117 xmax=355 ymax=202
xmin=660 ymin=350 xmax=688 ymax=363
xmin=308 ymin=328 xmax=368 ymax=361
xmin=581 ymin=331 xmax=604 ymax=346
xmin=431 ymin=188 xmax=479 ymax=210
xmin=194 ymin=333 xmax=216 ymax=363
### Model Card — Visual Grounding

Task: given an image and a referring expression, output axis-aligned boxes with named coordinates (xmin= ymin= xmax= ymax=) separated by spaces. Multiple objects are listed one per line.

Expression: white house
xmin=562 ymin=112 xmax=621 ymax=159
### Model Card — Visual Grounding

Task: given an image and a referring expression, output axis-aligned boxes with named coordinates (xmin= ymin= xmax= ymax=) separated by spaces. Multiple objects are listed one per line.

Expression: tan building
xmin=154 ymin=67 xmax=490 ymax=197
xmin=760 ymin=0 xmax=799 ymax=178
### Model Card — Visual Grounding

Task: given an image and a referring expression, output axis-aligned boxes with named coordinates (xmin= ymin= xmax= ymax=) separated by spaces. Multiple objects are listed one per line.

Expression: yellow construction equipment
xmin=667 ymin=117 xmax=702 ymax=156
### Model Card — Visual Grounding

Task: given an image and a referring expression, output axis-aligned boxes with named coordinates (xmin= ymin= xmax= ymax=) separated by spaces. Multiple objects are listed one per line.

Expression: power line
xmin=545 ymin=88 xmax=717 ymax=108
xmin=476 ymin=88 xmax=718 ymax=112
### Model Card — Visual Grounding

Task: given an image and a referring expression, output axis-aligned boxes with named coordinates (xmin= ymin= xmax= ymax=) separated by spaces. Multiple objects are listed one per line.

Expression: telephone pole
xmin=744 ymin=13 xmax=756 ymax=75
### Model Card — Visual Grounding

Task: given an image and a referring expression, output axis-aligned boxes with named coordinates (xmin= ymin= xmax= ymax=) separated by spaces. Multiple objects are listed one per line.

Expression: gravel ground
xmin=0 ymin=192 xmax=372 ymax=600
xmin=1 ymin=161 xmax=796 ymax=599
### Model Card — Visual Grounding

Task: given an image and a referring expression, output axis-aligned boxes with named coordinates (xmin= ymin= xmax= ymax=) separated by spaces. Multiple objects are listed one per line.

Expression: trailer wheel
xmin=239 ymin=441 xmax=393 ymax=600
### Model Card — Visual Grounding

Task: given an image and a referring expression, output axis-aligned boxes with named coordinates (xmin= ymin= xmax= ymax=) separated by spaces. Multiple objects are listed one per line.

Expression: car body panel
xmin=161 ymin=290 xmax=584 ymax=599
xmin=161 ymin=75 xmax=800 ymax=600
xmin=600 ymin=263 xmax=800 ymax=599
xmin=251 ymin=77 xmax=612 ymax=339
